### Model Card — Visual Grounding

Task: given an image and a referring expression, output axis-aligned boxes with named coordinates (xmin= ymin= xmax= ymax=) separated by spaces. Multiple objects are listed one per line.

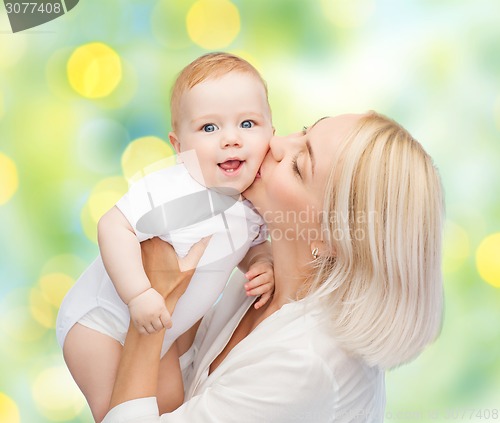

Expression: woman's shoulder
xmin=265 ymin=301 xmax=385 ymax=387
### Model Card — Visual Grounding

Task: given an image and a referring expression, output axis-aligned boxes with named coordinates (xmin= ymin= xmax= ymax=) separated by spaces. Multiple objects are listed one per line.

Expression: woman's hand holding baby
xmin=129 ymin=236 xmax=211 ymax=335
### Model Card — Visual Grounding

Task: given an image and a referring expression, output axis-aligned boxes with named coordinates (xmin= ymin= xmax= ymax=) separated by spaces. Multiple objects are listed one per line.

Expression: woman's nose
xmin=269 ymin=133 xmax=302 ymax=161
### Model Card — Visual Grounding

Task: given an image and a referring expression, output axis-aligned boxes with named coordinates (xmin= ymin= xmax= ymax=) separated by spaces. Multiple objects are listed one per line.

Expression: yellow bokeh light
xmin=476 ymin=233 xmax=500 ymax=288
xmin=87 ymin=176 xmax=128 ymax=222
xmin=229 ymin=50 xmax=261 ymax=71
xmin=41 ymin=254 xmax=87 ymax=280
xmin=32 ymin=366 xmax=85 ymax=421
xmin=0 ymin=392 xmax=20 ymax=423
xmin=88 ymin=190 xmax=122 ymax=222
xmin=442 ymin=221 xmax=470 ymax=274
xmin=186 ymin=0 xmax=241 ymax=49
xmin=81 ymin=177 xmax=128 ymax=243
xmin=30 ymin=287 xmax=56 ymax=329
xmin=0 ymin=152 xmax=19 ymax=205
xmin=39 ymin=273 xmax=74 ymax=308
xmin=321 ymin=0 xmax=375 ymax=28
xmin=121 ymin=136 xmax=175 ymax=182
xmin=67 ymin=42 xmax=122 ymax=98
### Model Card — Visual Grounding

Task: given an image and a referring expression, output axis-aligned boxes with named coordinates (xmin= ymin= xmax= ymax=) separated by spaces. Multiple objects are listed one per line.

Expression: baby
xmin=56 ymin=52 xmax=275 ymax=422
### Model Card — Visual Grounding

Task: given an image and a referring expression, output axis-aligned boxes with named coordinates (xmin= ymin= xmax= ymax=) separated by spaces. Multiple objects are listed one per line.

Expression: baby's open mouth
xmin=218 ymin=159 xmax=244 ymax=173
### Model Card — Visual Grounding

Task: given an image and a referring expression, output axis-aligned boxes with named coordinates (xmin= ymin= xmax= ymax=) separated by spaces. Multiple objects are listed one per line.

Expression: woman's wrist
xmin=164 ymin=272 xmax=194 ymax=312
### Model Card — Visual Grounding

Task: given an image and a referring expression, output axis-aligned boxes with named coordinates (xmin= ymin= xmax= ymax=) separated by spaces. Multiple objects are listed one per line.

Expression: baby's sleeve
xmin=243 ymin=200 xmax=269 ymax=247
xmin=250 ymin=220 xmax=269 ymax=247
xmin=115 ymin=172 xmax=166 ymax=242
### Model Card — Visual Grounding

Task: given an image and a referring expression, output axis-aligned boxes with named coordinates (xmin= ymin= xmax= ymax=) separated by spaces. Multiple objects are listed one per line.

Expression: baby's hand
xmin=128 ymin=288 xmax=172 ymax=335
xmin=244 ymin=261 xmax=274 ymax=309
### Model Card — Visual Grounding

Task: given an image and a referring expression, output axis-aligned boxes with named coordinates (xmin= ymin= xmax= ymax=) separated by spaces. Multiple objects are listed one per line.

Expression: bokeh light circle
xmin=186 ymin=0 xmax=241 ymax=49
xmin=320 ymin=0 xmax=375 ymax=28
xmin=0 ymin=392 xmax=20 ymax=423
xmin=81 ymin=176 xmax=128 ymax=242
xmin=32 ymin=366 xmax=85 ymax=421
xmin=476 ymin=233 xmax=500 ymax=288
xmin=121 ymin=136 xmax=175 ymax=182
xmin=87 ymin=177 xmax=128 ymax=223
xmin=39 ymin=273 xmax=74 ymax=308
xmin=0 ymin=153 xmax=19 ymax=205
xmin=67 ymin=42 xmax=122 ymax=98
xmin=30 ymin=287 xmax=57 ymax=329
xmin=41 ymin=254 xmax=87 ymax=280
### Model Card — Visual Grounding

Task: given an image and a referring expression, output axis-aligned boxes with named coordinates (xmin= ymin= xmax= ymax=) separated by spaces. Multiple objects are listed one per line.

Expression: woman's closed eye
xmin=202 ymin=123 xmax=219 ymax=132
xmin=292 ymin=154 xmax=302 ymax=179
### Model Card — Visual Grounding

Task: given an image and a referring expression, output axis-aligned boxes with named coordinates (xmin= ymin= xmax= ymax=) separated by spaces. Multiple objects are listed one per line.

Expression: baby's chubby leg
xmin=157 ymin=341 xmax=184 ymax=413
xmin=63 ymin=323 xmax=122 ymax=422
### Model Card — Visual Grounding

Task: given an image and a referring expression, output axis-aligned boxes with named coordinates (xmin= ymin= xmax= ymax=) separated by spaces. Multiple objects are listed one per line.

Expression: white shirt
xmin=103 ymin=271 xmax=386 ymax=423
xmin=56 ymin=165 xmax=267 ymax=356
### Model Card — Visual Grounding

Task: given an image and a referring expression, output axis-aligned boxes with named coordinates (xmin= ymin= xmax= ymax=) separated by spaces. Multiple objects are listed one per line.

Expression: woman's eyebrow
xmin=310 ymin=116 xmax=329 ymax=130
xmin=305 ymin=117 xmax=328 ymax=177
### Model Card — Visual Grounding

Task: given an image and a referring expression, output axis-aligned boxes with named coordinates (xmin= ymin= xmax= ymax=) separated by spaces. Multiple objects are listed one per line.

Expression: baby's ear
xmin=168 ymin=132 xmax=182 ymax=155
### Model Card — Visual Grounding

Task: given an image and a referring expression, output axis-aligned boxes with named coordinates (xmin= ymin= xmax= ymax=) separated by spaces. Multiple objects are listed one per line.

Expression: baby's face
xmin=170 ymin=72 xmax=273 ymax=194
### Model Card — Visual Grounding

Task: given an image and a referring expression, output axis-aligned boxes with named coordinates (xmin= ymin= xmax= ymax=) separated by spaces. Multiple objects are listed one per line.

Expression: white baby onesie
xmin=56 ymin=164 xmax=267 ymax=356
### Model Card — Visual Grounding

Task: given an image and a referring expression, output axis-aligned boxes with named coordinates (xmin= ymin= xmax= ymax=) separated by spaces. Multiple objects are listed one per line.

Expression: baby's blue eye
xmin=203 ymin=123 xmax=218 ymax=132
xmin=241 ymin=120 xmax=254 ymax=129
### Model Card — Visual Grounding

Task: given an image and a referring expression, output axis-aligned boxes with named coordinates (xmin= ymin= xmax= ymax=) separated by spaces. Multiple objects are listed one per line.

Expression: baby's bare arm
xmin=97 ymin=206 xmax=151 ymax=304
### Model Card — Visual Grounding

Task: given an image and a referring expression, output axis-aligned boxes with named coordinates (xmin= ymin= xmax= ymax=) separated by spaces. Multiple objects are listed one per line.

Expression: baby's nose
xmin=221 ymin=129 xmax=241 ymax=148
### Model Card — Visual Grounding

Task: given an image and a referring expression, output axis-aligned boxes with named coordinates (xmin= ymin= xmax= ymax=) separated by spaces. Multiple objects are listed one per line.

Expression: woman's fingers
xmin=178 ymin=236 xmax=211 ymax=272
xmin=142 ymin=236 xmax=211 ymax=275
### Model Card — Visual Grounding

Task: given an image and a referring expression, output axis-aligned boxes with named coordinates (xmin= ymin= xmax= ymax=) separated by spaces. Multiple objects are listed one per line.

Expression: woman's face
xmin=244 ymin=114 xmax=361 ymax=235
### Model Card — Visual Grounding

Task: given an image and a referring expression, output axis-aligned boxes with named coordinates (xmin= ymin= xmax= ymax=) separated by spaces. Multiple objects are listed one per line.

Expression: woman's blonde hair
xmin=308 ymin=111 xmax=444 ymax=369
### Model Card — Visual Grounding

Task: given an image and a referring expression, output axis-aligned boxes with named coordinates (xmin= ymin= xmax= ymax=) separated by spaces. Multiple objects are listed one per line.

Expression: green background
xmin=0 ymin=0 xmax=499 ymax=422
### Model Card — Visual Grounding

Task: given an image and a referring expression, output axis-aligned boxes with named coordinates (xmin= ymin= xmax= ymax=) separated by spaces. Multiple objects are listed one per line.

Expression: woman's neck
xmin=267 ymin=238 xmax=313 ymax=309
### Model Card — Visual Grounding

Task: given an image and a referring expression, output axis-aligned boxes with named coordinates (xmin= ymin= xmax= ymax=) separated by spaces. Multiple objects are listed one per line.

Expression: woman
xmin=102 ymin=112 xmax=444 ymax=422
